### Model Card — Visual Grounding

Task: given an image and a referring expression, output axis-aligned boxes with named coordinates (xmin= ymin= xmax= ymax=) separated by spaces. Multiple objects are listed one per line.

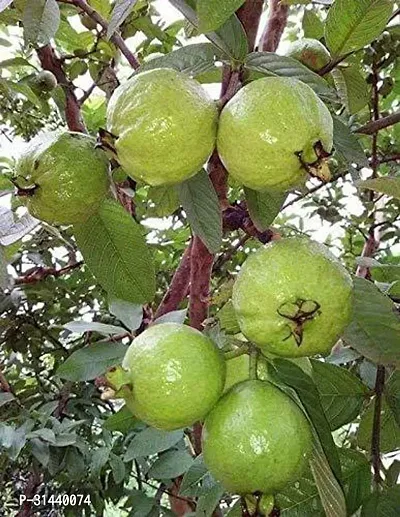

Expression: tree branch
xmin=260 ymin=0 xmax=289 ymax=52
xmin=65 ymin=0 xmax=140 ymax=69
xmin=37 ymin=45 xmax=86 ymax=133
xmin=237 ymin=0 xmax=265 ymax=51
xmin=355 ymin=110 xmax=400 ymax=135
xmin=189 ymin=237 xmax=214 ymax=331
xmin=14 ymin=261 xmax=83 ymax=285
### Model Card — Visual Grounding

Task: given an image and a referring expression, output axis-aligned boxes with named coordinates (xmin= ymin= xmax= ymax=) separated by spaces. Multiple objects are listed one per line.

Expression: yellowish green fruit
xmin=30 ymin=70 xmax=58 ymax=93
xmin=122 ymin=323 xmax=226 ymax=430
xmin=14 ymin=132 xmax=109 ymax=225
xmin=202 ymin=380 xmax=313 ymax=494
xmin=285 ymin=38 xmax=331 ymax=72
xmin=217 ymin=77 xmax=333 ymax=191
xmin=107 ymin=68 xmax=218 ymax=186
xmin=232 ymin=238 xmax=353 ymax=357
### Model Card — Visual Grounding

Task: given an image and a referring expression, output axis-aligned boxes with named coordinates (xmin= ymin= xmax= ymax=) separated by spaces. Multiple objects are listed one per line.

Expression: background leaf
xmin=244 ymin=187 xmax=286 ymax=232
xmin=147 ymin=449 xmax=194 ymax=479
xmin=333 ymin=66 xmax=370 ymax=114
xmin=107 ymin=0 xmax=139 ymax=39
xmin=361 ymin=486 xmax=400 ymax=517
xmin=358 ymin=177 xmax=400 ymax=200
xmin=124 ymin=428 xmax=183 ymax=461
xmin=197 ymin=0 xmax=245 ymax=33
xmin=63 ymin=320 xmax=125 ymax=336
xmin=302 ymin=9 xmax=324 ymax=40
xmin=332 ymin=117 xmax=369 ymax=166
xmin=108 ymin=298 xmax=143 ymax=331
xmin=23 ymin=0 xmax=60 ymax=47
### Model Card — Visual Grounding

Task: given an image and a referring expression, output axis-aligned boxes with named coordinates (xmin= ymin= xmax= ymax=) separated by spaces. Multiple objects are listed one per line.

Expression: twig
xmin=189 ymin=237 xmax=214 ymax=331
xmin=371 ymin=365 xmax=385 ymax=486
xmin=64 ymin=0 xmax=140 ymax=69
xmin=377 ymin=153 xmax=400 ymax=164
xmin=260 ymin=0 xmax=289 ymax=52
xmin=355 ymin=110 xmax=400 ymax=135
xmin=0 ymin=367 xmax=12 ymax=392
xmin=14 ymin=261 xmax=83 ymax=285
xmin=318 ymin=53 xmax=352 ymax=76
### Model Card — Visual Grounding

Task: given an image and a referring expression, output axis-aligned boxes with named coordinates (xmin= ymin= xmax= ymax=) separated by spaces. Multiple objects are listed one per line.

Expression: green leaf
xmin=109 ymin=452 xmax=126 ymax=484
xmin=23 ymin=0 xmax=60 ymax=47
xmin=385 ymin=371 xmax=400 ymax=426
xmin=245 ymin=52 xmax=335 ymax=100
xmin=0 ymin=57 xmax=37 ymax=69
xmin=310 ymin=445 xmax=347 ymax=517
xmin=139 ymin=43 xmax=220 ymax=78
xmin=56 ymin=342 xmax=128 ymax=382
xmin=29 ymin=438 xmax=50 ymax=467
xmin=107 ymin=0 xmax=139 ymax=39
xmin=154 ymin=309 xmax=187 ymax=325
xmin=148 ymin=449 xmax=194 ymax=479
xmin=357 ymin=399 xmax=400 ymax=453
xmin=361 ymin=486 xmax=400 ymax=517
xmin=64 ymin=320 xmax=125 ymax=336
xmin=73 ymin=199 xmax=156 ymax=304
xmin=103 ymin=405 xmax=140 ymax=433
xmin=244 ymin=187 xmax=286 ymax=231
xmin=311 ymin=359 xmax=368 ymax=430
xmin=0 ymin=0 xmax=13 ymax=13
xmin=91 ymin=447 xmax=110 ymax=477
xmin=358 ymin=177 xmax=400 ymax=200
xmin=65 ymin=448 xmax=86 ymax=480
xmin=180 ymin=454 xmax=209 ymax=496
xmin=0 ymin=392 xmax=15 ymax=407
xmin=197 ymin=0 xmax=245 ymax=33
xmin=108 ymin=298 xmax=143 ymax=331
xmin=343 ymin=277 xmax=400 ymax=367
xmin=177 ymin=169 xmax=222 ymax=254
xmin=271 ymin=359 xmax=342 ymax=481
xmin=302 ymin=9 xmax=325 ymax=40
xmin=195 ymin=480 xmax=225 ymax=517
xmin=147 ymin=185 xmax=180 ymax=218
xmin=124 ymin=428 xmax=184 ymax=461
xmin=217 ymin=301 xmax=241 ymax=334
xmin=340 ymin=448 xmax=372 ymax=515
xmin=332 ymin=117 xmax=369 ymax=166
xmin=5 ymin=80 xmax=42 ymax=109
xmin=325 ymin=0 xmax=394 ymax=57
xmin=333 ymin=66 xmax=370 ymax=114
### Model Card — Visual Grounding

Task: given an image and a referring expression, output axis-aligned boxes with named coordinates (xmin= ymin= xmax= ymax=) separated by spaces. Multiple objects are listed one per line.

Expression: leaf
xmin=310 ymin=445 xmax=347 ymax=517
xmin=358 ymin=177 xmax=400 ymax=200
xmin=332 ymin=117 xmax=369 ymax=166
xmin=0 ymin=392 xmax=15 ymax=407
xmin=64 ymin=320 xmax=126 ymax=336
xmin=180 ymin=454 xmax=209 ymax=496
xmin=91 ymin=447 xmax=110 ymax=477
xmin=245 ymin=52 xmax=335 ymax=100
xmin=107 ymin=0 xmax=138 ymax=39
xmin=195 ymin=480 xmax=225 ymax=517
xmin=357 ymin=399 xmax=400 ymax=453
xmin=5 ymin=81 xmax=42 ymax=109
xmin=26 ymin=428 xmax=56 ymax=444
xmin=109 ymin=452 xmax=126 ymax=484
xmin=56 ymin=342 xmax=128 ymax=382
xmin=340 ymin=448 xmax=372 ymax=514
xmin=147 ymin=185 xmax=180 ymax=218
xmin=29 ymin=438 xmax=50 ymax=467
xmin=244 ymin=187 xmax=286 ymax=231
xmin=103 ymin=405 xmax=140 ymax=433
xmin=361 ymin=486 xmax=400 ymax=517
xmin=177 ymin=169 xmax=222 ymax=254
xmin=0 ymin=207 xmax=39 ymax=246
xmin=217 ymin=301 xmax=240 ymax=334
xmin=0 ymin=0 xmax=13 ymax=13
xmin=139 ymin=43 xmax=220 ymax=78
xmin=343 ymin=277 xmax=400 ymax=367
xmin=325 ymin=0 xmax=394 ymax=57
xmin=333 ymin=66 xmax=370 ymax=114
xmin=23 ymin=0 xmax=60 ymax=47
xmin=153 ymin=309 xmax=187 ymax=325
xmin=124 ymin=428 xmax=183 ymax=461
xmin=0 ymin=423 xmax=28 ymax=460
xmin=311 ymin=359 xmax=368 ymax=430
xmin=73 ymin=199 xmax=156 ymax=304
xmin=197 ymin=0 xmax=245 ymax=33
xmin=385 ymin=371 xmax=400 ymax=426
xmin=108 ymin=298 xmax=143 ymax=331
xmin=302 ymin=9 xmax=325 ymax=40
xmin=148 ymin=449 xmax=194 ymax=479
xmin=271 ymin=358 xmax=342 ymax=481
xmin=0 ymin=57 xmax=37 ymax=69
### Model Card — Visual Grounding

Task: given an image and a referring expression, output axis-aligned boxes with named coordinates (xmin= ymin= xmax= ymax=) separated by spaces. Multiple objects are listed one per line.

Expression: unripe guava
xmin=31 ymin=70 xmax=58 ymax=93
xmin=14 ymin=132 xmax=110 ymax=225
xmin=80 ymin=14 xmax=97 ymax=30
xmin=285 ymin=38 xmax=331 ymax=72
xmin=202 ymin=380 xmax=313 ymax=494
xmin=122 ymin=323 xmax=226 ymax=430
xmin=232 ymin=238 xmax=353 ymax=357
xmin=217 ymin=77 xmax=333 ymax=191
xmin=107 ymin=68 xmax=218 ymax=186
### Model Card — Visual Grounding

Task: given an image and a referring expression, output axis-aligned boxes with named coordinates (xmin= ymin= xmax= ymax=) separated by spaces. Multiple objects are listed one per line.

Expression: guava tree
xmin=0 ymin=1 xmax=399 ymax=516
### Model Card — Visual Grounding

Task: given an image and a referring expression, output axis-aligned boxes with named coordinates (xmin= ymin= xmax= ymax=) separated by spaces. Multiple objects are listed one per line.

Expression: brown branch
xmin=378 ymin=153 xmax=400 ymax=164
xmin=64 ymin=0 xmax=140 ymax=69
xmin=318 ymin=53 xmax=352 ymax=76
xmin=355 ymin=110 xmax=400 ymax=135
xmin=0 ymin=367 xmax=11 ymax=392
xmin=17 ymin=470 xmax=42 ymax=517
xmin=154 ymin=243 xmax=192 ymax=320
xmin=14 ymin=261 xmax=83 ymax=285
xmin=237 ymin=0 xmax=265 ymax=51
xmin=189 ymin=237 xmax=214 ymax=331
xmin=37 ymin=45 xmax=86 ymax=133
xmin=260 ymin=0 xmax=289 ymax=52
xmin=371 ymin=365 xmax=385 ymax=486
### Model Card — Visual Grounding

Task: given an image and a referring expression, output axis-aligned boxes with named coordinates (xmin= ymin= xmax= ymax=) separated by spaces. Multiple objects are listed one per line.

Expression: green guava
xmin=217 ymin=77 xmax=333 ymax=191
xmin=106 ymin=68 xmax=218 ymax=186
xmin=202 ymin=380 xmax=313 ymax=494
xmin=285 ymin=38 xmax=331 ymax=72
xmin=14 ymin=132 xmax=110 ymax=225
xmin=122 ymin=323 xmax=226 ymax=430
xmin=30 ymin=70 xmax=58 ymax=93
xmin=232 ymin=238 xmax=353 ymax=357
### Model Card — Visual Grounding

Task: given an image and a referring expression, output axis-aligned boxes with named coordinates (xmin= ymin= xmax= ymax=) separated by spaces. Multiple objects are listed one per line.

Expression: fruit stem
xmin=249 ymin=348 xmax=259 ymax=380
xmin=224 ymin=344 xmax=250 ymax=360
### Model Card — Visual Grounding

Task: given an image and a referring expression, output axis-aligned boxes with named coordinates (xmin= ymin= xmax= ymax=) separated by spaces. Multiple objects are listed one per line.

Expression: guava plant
xmin=0 ymin=1 xmax=399 ymax=517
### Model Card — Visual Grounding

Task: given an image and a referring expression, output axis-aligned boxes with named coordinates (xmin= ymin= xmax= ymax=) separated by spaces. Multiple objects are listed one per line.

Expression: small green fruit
xmin=122 ymin=323 xmax=226 ymax=430
xmin=31 ymin=70 xmax=58 ymax=93
xmin=217 ymin=77 xmax=333 ymax=191
xmin=202 ymin=380 xmax=313 ymax=494
xmin=107 ymin=68 xmax=218 ymax=186
xmin=80 ymin=14 xmax=97 ymax=30
xmin=232 ymin=238 xmax=353 ymax=357
xmin=14 ymin=132 xmax=109 ymax=225
xmin=285 ymin=38 xmax=331 ymax=72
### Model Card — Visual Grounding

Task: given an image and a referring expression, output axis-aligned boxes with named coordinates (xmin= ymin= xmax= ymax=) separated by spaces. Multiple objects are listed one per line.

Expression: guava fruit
xmin=122 ymin=323 xmax=226 ymax=430
xmin=30 ymin=70 xmax=58 ymax=93
xmin=285 ymin=38 xmax=331 ymax=72
xmin=106 ymin=68 xmax=218 ymax=186
xmin=217 ymin=77 xmax=333 ymax=191
xmin=202 ymin=380 xmax=313 ymax=494
xmin=14 ymin=132 xmax=110 ymax=225
xmin=232 ymin=238 xmax=353 ymax=357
